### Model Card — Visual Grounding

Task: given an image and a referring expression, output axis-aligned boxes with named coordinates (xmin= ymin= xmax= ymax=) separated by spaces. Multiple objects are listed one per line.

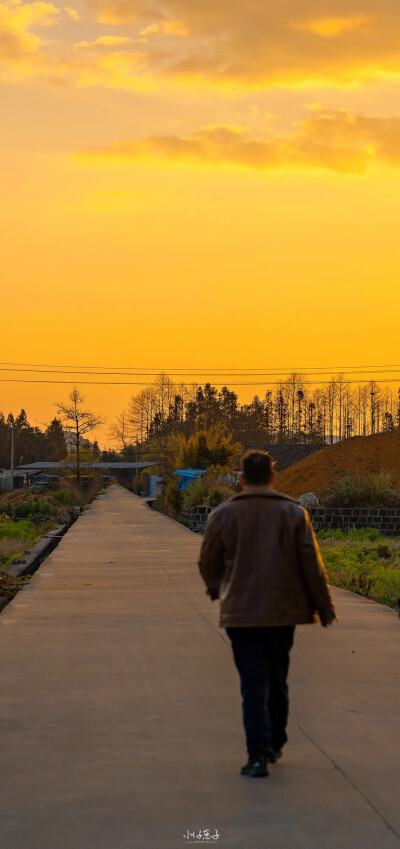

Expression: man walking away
xmin=198 ymin=450 xmax=337 ymax=777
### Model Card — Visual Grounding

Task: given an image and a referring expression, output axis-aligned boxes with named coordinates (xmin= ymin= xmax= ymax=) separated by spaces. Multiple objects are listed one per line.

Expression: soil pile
xmin=275 ymin=432 xmax=400 ymax=499
xmin=0 ymin=491 xmax=60 ymax=509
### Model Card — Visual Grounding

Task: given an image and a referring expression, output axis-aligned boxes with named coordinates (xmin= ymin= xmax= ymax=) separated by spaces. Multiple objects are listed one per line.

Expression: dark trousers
xmin=226 ymin=626 xmax=295 ymax=758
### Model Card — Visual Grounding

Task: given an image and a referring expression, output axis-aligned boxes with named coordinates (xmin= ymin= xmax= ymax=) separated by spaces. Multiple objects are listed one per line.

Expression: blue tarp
xmin=173 ymin=468 xmax=207 ymax=490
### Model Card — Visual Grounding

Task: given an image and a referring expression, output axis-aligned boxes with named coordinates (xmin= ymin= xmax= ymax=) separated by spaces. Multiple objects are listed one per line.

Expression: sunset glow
xmin=2 ymin=0 xmax=400 ymax=443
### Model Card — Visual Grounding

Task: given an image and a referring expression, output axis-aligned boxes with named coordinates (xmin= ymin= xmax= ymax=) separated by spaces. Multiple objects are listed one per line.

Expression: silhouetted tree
xmin=56 ymin=388 xmax=105 ymax=485
xmin=45 ymin=418 xmax=66 ymax=461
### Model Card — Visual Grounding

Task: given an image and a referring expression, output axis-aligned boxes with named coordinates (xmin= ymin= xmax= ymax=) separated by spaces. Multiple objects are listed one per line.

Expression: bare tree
xmin=296 ymin=389 xmax=304 ymax=439
xmin=127 ymin=387 xmax=157 ymax=442
xmin=335 ymin=374 xmax=348 ymax=442
xmin=154 ymin=372 xmax=175 ymax=422
xmin=108 ymin=410 xmax=133 ymax=449
xmin=369 ymin=381 xmax=377 ymax=435
xmin=359 ymin=384 xmax=369 ymax=436
xmin=56 ymin=388 xmax=105 ymax=485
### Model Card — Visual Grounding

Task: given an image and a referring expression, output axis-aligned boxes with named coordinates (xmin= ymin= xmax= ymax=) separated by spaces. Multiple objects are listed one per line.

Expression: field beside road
xmin=317 ymin=528 xmax=400 ymax=609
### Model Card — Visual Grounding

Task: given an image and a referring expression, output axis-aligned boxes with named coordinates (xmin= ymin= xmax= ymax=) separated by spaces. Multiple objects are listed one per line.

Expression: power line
xmin=1 ymin=378 xmax=400 ymax=386
xmin=2 ymin=360 xmax=400 ymax=374
xmin=2 ymin=366 xmax=400 ymax=379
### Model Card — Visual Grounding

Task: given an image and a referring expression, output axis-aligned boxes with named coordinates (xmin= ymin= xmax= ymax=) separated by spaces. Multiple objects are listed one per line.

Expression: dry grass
xmin=0 ymin=537 xmax=30 ymax=562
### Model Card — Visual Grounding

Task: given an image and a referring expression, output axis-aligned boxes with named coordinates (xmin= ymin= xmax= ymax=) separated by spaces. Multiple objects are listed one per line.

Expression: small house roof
xmin=17 ymin=462 xmax=156 ymax=471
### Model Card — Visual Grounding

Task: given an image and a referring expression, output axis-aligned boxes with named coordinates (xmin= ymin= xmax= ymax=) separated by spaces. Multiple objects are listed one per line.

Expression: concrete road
xmin=0 ymin=484 xmax=399 ymax=849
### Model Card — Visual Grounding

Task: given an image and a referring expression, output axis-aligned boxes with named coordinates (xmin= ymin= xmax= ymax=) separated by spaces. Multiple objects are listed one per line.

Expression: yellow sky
xmin=1 ymin=0 xmax=400 ymax=445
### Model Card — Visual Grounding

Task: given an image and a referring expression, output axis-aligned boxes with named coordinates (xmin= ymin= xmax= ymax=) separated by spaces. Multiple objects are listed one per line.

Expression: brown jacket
xmin=198 ymin=486 xmax=336 ymax=628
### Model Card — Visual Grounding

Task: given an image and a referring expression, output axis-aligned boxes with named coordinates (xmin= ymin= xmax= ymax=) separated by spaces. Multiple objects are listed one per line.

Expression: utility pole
xmin=10 ymin=415 xmax=15 ymax=491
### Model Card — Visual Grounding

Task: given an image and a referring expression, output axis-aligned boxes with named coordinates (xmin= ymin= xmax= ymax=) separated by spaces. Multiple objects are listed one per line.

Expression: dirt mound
xmin=0 ymin=491 xmax=59 ymax=508
xmin=275 ymin=432 xmax=400 ymax=499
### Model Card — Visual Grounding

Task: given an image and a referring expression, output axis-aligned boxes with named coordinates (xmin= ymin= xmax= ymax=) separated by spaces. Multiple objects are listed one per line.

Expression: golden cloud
xmin=161 ymin=19 xmax=187 ymax=36
xmin=77 ymin=107 xmax=400 ymax=174
xmin=0 ymin=0 xmax=59 ymax=81
xmin=2 ymin=0 xmax=400 ymax=92
xmin=73 ymin=34 xmax=134 ymax=48
xmin=64 ymin=5 xmax=79 ymax=20
xmin=293 ymin=15 xmax=370 ymax=38
xmin=68 ymin=48 xmax=155 ymax=89
xmin=0 ymin=0 xmax=151 ymax=87
xmin=86 ymin=0 xmax=400 ymax=87
xmin=140 ymin=22 xmax=158 ymax=35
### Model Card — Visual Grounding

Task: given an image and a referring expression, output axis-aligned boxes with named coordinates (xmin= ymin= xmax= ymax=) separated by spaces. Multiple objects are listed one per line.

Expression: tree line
xmin=2 ymin=375 xmax=400 ymax=472
xmin=0 ymin=390 xmax=104 ymax=476
xmin=0 ymin=410 xmax=66 ymax=467
xmin=112 ymin=372 xmax=400 ymax=449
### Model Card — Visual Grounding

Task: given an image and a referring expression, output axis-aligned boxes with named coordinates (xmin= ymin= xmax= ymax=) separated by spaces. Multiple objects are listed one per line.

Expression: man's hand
xmin=320 ymin=609 xmax=336 ymax=627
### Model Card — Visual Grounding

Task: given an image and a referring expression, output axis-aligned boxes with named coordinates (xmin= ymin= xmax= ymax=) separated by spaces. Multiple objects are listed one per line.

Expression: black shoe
xmin=240 ymin=755 xmax=268 ymax=777
xmin=265 ymin=748 xmax=282 ymax=764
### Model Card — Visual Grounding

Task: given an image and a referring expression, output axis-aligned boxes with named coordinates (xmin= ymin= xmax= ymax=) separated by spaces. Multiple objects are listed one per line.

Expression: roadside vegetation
xmin=151 ymin=427 xmax=240 ymax=521
xmin=0 ymin=518 xmax=40 ymax=600
xmin=0 ymin=476 xmax=107 ymax=605
xmin=328 ymin=472 xmax=400 ymax=507
xmin=317 ymin=528 xmax=400 ymax=610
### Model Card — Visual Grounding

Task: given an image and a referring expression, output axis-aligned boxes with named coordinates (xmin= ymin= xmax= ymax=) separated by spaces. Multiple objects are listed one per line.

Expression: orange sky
xmin=2 ymin=0 xmax=400 ymax=446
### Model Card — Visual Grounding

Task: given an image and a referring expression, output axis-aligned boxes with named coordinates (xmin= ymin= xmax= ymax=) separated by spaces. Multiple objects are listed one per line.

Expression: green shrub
xmin=207 ymin=487 xmax=233 ymax=508
xmin=333 ymin=471 xmax=398 ymax=506
xmin=347 ymin=527 xmax=383 ymax=541
xmin=208 ymin=489 xmax=225 ymax=508
xmin=52 ymin=488 xmax=79 ymax=507
xmin=10 ymin=500 xmax=59 ymax=520
xmin=164 ymin=479 xmax=184 ymax=519
xmin=316 ymin=529 xmax=346 ymax=541
xmin=0 ymin=520 xmax=38 ymax=540
xmin=151 ymin=493 xmax=166 ymax=513
xmin=321 ymin=538 xmax=400 ymax=609
xmin=13 ymin=503 xmax=30 ymax=519
xmin=316 ymin=527 xmax=383 ymax=542
xmin=180 ymin=427 xmax=241 ymax=470
xmin=34 ymin=500 xmax=58 ymax=517
xmin=183 ymin=476 xmax=209 ymax=508
xmin=0 ymin=501 xmax=14 ymax=518
xmin=182 ymin=471 xmax=235 ymax=509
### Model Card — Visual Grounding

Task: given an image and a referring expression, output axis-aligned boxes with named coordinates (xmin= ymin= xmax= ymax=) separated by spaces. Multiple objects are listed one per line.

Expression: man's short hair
xmin=241 ymin=449 xmax=274 ymax=485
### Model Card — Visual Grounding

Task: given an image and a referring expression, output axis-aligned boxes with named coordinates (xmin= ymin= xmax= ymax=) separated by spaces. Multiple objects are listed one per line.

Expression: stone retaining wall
xmin=182 ymin=506 xmax=212 ymax=534
xmin=308 ymin=507 xmax=400 ymax=536
xmin=184 ymin=505 xmax=400 ymax=537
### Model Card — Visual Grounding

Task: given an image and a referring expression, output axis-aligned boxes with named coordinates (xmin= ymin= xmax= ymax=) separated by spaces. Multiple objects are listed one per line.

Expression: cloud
xmin=68 ymin=48 xmax=155 ymax=89
xmin=73 ymin=33 xmax=134 ymax=48
xmin=140 ymin=22 xmax=158 ymax=35
xmin=293 ymin=15 xmax=370 ymax=38
xmin=77 ymin=107 xmax=400 ymax=174
xmin=0 ymin=0 xmax=59 ymax=81
xmin=139 ymin=19 xmax=187 ymax=37
xmin=64 ymin=5 xmax=79 ymax=19
xmin=86 ymin=0 xmax=400 ymax=88
xmin=2 ymin=0 xmax=400 ymax=92
xmin=161 ymin=19 xmax=187 ymax=36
